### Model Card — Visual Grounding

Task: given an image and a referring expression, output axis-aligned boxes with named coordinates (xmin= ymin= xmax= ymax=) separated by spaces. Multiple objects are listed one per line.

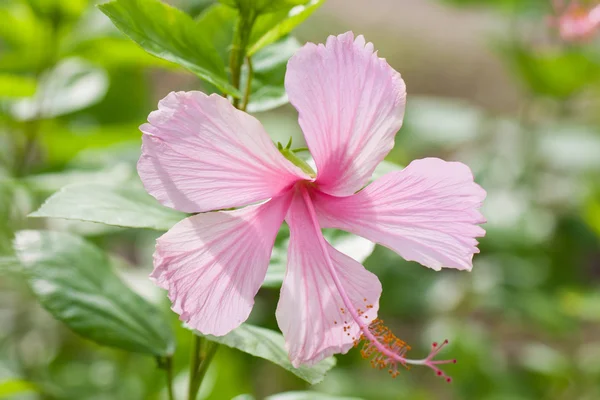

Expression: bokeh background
xmin=2 ymin=0 xmax=600 ymax=399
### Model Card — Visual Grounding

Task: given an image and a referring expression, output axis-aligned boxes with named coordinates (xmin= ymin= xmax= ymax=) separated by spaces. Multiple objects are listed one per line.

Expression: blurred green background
xmin=1 ymin=0 xmax=600 ymax=399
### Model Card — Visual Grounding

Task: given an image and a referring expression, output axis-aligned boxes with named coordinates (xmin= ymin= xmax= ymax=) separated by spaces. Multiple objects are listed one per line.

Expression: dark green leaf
xmin=13 ymin=230 xmax=175 ymax=356
xmin=202 ymin=324 xmax=335 ymax=384
xmin=248 ymin=0 xmax=325 ymax=56
xmin=195 ymin=3 xmax=237 ymax=64
xmin=195 ymin=4 xmax=300 ymax=111
xmin=220 ymin=0 xmax=308 ymax=14
xmin=30 ymin=182 xmax=186 ymax=230
xmin=98 ymin=0 xmax=239 ymax=96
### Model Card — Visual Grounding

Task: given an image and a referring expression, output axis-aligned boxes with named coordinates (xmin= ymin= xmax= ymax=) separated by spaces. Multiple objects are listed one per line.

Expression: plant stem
xmin=187 ymin=334 xmax=202 ymax=400
xmin=193 ymin=343 xmax=219 ymax=394
xmin=187 ymin=333 xmax=219 ymax=400
xmin=229 ymin=13 xmax=256 ymax=108
xmin=165 ymin=356 xmax=175 ymax=400
xmin=241 ymin=56 xmax=254 ymax=111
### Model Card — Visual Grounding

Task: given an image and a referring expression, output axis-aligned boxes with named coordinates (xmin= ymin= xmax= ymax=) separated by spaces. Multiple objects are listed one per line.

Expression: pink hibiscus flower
xmin=551 ymin=0 xmax=600 ymax=42
xmin=139 ymin=32 xmax=486 ymax=379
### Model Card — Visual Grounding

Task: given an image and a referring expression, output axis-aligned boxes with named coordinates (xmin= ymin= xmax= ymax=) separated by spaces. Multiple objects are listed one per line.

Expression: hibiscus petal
xmin=285 ymin=31 xmax=406 ymax=196
xmin=313 ymin=158 xmax=486 ymax=271
xmin=138 ymin=91 xmax=309 ymax=213
xmin=152 ymin=194 xmax=291 ymax=336
xmin=277 ymin=189 xmax=381 ymax=367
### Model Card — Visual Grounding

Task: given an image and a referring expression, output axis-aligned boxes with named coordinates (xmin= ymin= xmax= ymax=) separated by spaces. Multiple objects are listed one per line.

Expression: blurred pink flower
xmin=138 ymin=32 xmax=486 ymax=378
xmin=551 ymin=0 xmax=600 ymax=42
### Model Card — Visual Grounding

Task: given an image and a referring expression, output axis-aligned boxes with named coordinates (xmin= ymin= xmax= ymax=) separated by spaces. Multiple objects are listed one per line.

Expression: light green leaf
xmin=248 ymin=0 xmax=325 ymax=56
xmin=0 ymin=74 xmax=37 ymax=98
xmin=266 ymin=392 xmax=363 ymax=400
xmin=98 ymin=0 xmax=239 ymax=96
xmin=234 ymin=393 xmax=363 ymax=400
xmin=11 ymin=58 xmax=108 ymax=120
xmin=24 ymin=164 xmax=133 ymax=194
xmin=14 ymin=230 xmax=175 ymax=356
xmin=502 ymin=44 xmax=600 ymax=98
xmin=30 ymin=182 xmax=186 ymax=230
xmin=0 ymin=379 xmax=38 ymax=398
xmin=371 ymin=159 xmax=404 ymax=181
xmin=25 ymin=0 xmax=88 ymax=21
xmin=202 ymin=324 xmax=335 ymax=384
xmin=244 ymin=36 xmax=299 ymax=112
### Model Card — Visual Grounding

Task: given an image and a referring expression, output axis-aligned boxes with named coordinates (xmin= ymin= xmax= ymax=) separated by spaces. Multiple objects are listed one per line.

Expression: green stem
xmin=165 ymin=356 xmax=175 ymax=400
xmin=192 ymin=343 xmax=219 ymax=394
xmin=187 ymin=334 xmax=202 ymax=400
xmin=230 ymin=13 xmax=256 ymax=108
xmin=241 ymin=56 xmax=253 ymax=112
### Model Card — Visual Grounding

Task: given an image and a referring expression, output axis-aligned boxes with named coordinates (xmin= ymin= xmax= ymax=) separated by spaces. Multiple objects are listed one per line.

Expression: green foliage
xmin=10 ymin=58 xmax=108 ymax=120
xmin=441 ymin=0 xmax=549 ymax=14
xmin=503 ymin=45 xmax=600 ymax=98
xmin=0 ymin=74 xmax=37 ymax=98
xmin=244 ymin=36 xmax=299 ymax=112
xmin=0 ymin=379 xmax=38 ymax=398
xmin=248 ymin=0 xmax=325 ymax=55
xmin=202 ymin=324 xmax=336 ymax=384
xmin=30 ymin=182 xmax=186 ymax=230
xmin=236 ymin=392 xmax=363 ymax=400
xmin=13 ymin=230 xmax=175 ymax=357
xmin=196 ymin=3 xmax=315 ymax=111
xmin=220 ymin=0 xmax=309 ymax=14
xmin=98 ymin=0 xmax=240 ymax=96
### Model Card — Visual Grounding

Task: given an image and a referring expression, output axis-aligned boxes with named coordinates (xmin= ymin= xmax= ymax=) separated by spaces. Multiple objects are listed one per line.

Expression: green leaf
xmin=195 ymin=3 xmax=237 ymax=64
xmin=502 ymin=45 xmax=600 ymax=98
xmin=0 ymin=74 xmax=37 ymax=98
xmin=10 ymin=58 xmax=108 ymax=120
xmin=30 ymin=182 xmax=186 ymax=230
xmin=0 ymin=379 xmax=38 ymax=398
xmin=13 ymin=230 xmax=175 ymax=356
xmin=220 ymin=0 xmax=308 ymax=14
xmin=24 ymin=0 xmax=88 ymax=21
xmin=244 ymin=36 xmax=299 ymax=112
xmin=234 ymin=392 xmax=363 ymax=400
xmin=266 ymin=392 xmax=363 ymax=400
xmin=248 ymin=0 xmax=325 ymax=56
xmin=98 ymin=0 xmax=239 ymax=96
xmin=371 ymin=159 xmax=404 ymax=181
xmin=202 ymin=324 xmax=335 ymax=384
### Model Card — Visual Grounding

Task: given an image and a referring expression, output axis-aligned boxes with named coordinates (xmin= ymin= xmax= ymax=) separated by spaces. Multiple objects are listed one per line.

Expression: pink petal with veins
xmin=152 ymin=193 xmax=291 ymax=336
xmin=277 ymin=188 xmax=381 ymax=367
xmin=313 ymin=158 xmax=486 ymax=271
xmin=138 ymin=91 xmax=309 ymax=213
xmin=286 ymin=32 xmax=406 ymax=196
